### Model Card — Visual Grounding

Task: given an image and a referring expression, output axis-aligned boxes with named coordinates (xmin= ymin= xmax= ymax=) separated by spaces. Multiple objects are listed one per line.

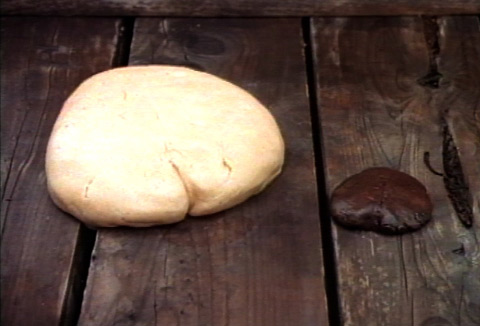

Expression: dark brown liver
xmin=331 ymin=167 xmax=433 ymax=234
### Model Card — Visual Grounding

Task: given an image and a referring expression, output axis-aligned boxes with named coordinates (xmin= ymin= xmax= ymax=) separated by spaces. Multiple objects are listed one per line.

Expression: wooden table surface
xmin=1 ymin=13 xmax=479 ymax=326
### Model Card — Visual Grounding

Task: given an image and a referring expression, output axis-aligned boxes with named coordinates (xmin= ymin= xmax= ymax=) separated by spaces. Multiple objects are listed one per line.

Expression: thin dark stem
xmin=423 ymin=151 xmax=444 ymax=176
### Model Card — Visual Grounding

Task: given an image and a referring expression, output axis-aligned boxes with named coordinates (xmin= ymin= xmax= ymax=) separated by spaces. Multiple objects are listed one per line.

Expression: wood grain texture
xmin=2 ymin=0 xmax=480 ymax=16
xmin=0 ymin=17 xmax=120 ymax=326
xmin=436 ymin=17 xmax=480 ymax=227
xmin=312 ymin=16 xmax=479 ymax=326
xmin=78 ymin=18 xmax=329 ymax=326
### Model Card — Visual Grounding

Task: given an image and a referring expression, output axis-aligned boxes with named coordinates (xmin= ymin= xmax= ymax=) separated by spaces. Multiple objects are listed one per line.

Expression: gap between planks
xmin=0 ymin=17 xmax=124 ymax=326
xmin=62 ymin=17 xmax=137 ymax=326
xmin=302 ymin=17 xmax=342 ymax=326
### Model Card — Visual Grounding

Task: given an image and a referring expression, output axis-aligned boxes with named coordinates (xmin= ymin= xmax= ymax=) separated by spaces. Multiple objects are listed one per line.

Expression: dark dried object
xmin=330 ymin=167 xmax=433 ymax=235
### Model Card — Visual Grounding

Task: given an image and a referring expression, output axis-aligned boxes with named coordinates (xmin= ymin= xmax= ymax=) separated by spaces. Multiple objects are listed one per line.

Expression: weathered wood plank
xmin=436 ymin=16 xmax=480 ymax=228
xmin=312 ymin=16 xmax=479 ymax=326
xmin=78 ymin=18 xmax=329 ymax=326
xmin=434 ymin=18 xmax=480 ymax=323
xmin=1 ymin=0 xmax=479 ymax=16
xmin=0 ymin=18 xmax=120 ymax=326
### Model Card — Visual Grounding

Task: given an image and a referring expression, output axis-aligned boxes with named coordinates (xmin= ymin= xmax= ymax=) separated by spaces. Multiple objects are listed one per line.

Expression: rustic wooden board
xmin=436 ymin=16 xmax=480 ymax=226
xmin=312 ymin=16 xmax=479 ymax=326
xmin=2 ymin=0 xmax=480 ymax=16
xmin=0 ymin=18 xmax=120 ymax=326
xmin=78 ymin=18 xmax=329 ymax=326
